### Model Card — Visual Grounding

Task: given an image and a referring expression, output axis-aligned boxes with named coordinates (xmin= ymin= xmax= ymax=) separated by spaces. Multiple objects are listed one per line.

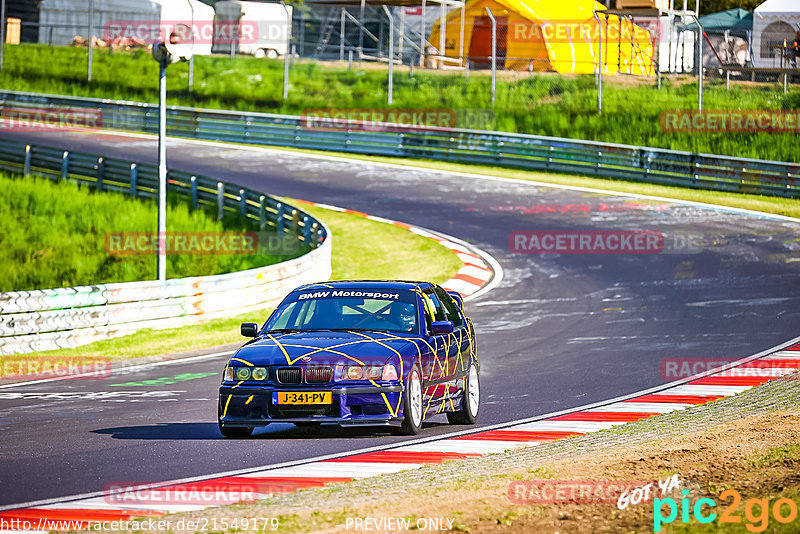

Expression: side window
xmin=434 ymin=287 xmax=464 ymax=328
xmin=423 ymin=289 xmax=448 ymax=324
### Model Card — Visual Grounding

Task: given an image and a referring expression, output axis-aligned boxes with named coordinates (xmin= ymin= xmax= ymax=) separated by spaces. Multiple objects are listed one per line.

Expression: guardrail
xmin=0 ymin=138 xmax=331 ymax=355
xmin=0 ymin=90 xmax=797 ymax=198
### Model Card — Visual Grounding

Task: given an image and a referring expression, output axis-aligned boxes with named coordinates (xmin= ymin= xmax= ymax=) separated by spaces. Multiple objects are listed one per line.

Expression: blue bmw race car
xmin=218 ymin=280 xmax=479 ymax=437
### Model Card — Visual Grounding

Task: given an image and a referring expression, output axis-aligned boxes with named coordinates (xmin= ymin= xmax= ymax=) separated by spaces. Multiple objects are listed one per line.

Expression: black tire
xmin=399 ymin=365 xmax=424 ymax=435
xmin=218 ymin=422 xmax=254 ymax=438
xmin=447 ymin=365 xmax=479 ymax=425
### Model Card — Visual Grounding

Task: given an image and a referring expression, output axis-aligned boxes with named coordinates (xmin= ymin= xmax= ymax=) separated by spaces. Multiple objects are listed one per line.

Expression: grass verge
xmin=0 ymin=172 xmax=281 ymax=292
xmin=0 ymin=43 xmax=797 ymax=162
xmin=9 ymin=202 xmax=463 ymax=362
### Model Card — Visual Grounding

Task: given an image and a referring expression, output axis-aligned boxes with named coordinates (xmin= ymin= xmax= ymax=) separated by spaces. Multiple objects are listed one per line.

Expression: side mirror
xmin=240 ymin=322 xmax=259 ymax=337
xmin=446 ymin=291 xmax=464 ymax=310
xmin=431 ymin=320 xmax=454 ymax=335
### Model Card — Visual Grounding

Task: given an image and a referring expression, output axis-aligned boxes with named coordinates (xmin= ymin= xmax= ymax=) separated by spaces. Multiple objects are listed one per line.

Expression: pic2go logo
xmin=654 ymin=489 xmax=799 ymax=532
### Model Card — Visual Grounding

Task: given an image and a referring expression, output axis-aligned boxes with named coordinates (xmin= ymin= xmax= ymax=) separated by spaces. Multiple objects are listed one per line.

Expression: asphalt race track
xmin=2 ymin=129 xmax=799 ymax=508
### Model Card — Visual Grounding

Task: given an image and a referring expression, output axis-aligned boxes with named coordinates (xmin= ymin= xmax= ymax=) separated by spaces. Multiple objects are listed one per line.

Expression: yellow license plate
xmin=276 ymin=391 xmax=332 ymax=405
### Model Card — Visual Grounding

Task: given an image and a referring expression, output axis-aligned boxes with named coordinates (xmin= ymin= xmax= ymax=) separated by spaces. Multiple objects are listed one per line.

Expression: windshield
xmin=263 ymin=289 xmax=419 ymax=334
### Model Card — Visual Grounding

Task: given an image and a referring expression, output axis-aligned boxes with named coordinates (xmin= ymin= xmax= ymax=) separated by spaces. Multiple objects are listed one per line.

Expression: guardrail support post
xmin=239 ymin=188 xmax=247 ymax=217
xmin=190 ymin=176 xmax=197 ymax=210
xmin=259 ymin=196 xmax=267 ymax=230
xmin=217 ymin=181 xmax=225 ymax=220
xmin=130 ymin=163 xmax=138 ymax=197
xmin=24 ymin=145 xmax=31 ymax=177
xmin=277 ymin=203 xmax=285 ymax=234
xmin=61 ymin=151 xmax=69 ymax=180
xmin=302 ymin=215 xmax=311 ymax=243
xmin=96 ymin=157 xmax=104 ymax=192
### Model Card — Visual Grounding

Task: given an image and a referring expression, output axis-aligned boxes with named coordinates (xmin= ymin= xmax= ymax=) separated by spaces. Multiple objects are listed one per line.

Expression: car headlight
xmin=223 ymin=365 xmax=233 ymax=382
xmin=251 ymin=367 xmax=268 ymax=381
xmin=365 ymin=366 xmax=382 ymax=380
xmin=345 ymin=365 xmax=363 ymax=380
xmin=234 ymin=367 xmax=252 ymax=380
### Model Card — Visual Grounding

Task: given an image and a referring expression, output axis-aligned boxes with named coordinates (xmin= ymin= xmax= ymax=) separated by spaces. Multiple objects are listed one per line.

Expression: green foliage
xmin=0 ymin=44 xmax=797 ymax=162
xmin=0 ymin=172 xmax=289 ymax=292
xmin=699 ymin=0 xmax=761 ymax=15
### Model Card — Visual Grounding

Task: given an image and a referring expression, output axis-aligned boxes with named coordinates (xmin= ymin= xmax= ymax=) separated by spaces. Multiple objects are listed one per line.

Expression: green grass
xmin=0 ymin=172 xmax=287 ymax=292
xmin=13 ymin=202 xmax=463 ymax=361
xmin=0 ymin=44 xmax=797 ymax=162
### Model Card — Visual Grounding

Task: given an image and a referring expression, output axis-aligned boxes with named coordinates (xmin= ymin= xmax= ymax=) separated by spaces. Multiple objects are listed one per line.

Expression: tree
xmin=698 ymin=0 xmax=761 ymax=15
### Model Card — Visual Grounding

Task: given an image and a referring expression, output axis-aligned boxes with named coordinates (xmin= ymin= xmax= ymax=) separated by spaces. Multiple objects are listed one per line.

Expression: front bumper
xmin=218 ymin=383 xmax=404 ymax=427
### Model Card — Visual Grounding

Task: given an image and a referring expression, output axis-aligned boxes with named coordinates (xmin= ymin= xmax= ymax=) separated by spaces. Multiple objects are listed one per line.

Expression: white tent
xmin=752 ymin=0 xmax=800 ymax=67
xmin=39 ymin=0 xmax=215 ymax=56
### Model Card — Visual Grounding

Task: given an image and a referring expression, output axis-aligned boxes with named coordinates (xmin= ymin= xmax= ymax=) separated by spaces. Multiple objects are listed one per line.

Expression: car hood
xmin=231 ymin=330 xmax=418 ymax=367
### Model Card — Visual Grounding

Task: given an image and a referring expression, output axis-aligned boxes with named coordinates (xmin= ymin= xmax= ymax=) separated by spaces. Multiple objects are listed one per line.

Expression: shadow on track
xmin=92 ymin=421 xmax=450 ymax=440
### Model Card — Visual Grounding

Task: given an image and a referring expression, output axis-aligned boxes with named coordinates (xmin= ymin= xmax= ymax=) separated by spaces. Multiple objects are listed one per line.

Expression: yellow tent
xmin=429 ymin=0 xmax=655 ymax=75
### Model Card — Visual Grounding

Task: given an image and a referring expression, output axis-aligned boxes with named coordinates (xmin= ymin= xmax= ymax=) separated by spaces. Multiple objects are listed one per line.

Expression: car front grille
xmin=276 ymin=367 xmax=302 ymax=385
xmin=305 ymin=366 xmax=333 ymax=384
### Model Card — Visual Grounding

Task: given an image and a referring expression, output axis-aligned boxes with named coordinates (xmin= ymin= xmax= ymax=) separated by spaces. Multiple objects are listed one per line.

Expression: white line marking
xmin=587 ymin=402 xmax=693 ymax=413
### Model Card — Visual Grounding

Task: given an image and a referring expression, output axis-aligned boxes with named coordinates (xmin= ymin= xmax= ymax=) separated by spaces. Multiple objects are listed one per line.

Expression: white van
xmin=213 ymin=1 xmax=292 ymax=58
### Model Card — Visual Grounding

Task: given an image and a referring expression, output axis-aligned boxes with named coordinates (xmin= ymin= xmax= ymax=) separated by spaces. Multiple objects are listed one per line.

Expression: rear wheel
xmin=447 ymin=365 xmax=479 ymax=425
xmin=253 ymin=48 xmax=266 ymax=59
xmin=399 ymin=365 xmax=423 ymax=435
xmin=266 ymin=49 xmax=279 ymax=59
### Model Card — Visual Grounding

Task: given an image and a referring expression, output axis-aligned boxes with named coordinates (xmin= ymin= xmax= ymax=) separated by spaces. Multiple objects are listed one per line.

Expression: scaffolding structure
xmin=303 ymin=0 xmax=465 ymax=67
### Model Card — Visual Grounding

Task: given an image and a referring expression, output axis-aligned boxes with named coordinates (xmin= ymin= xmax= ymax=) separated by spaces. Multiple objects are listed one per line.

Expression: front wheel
xmin=399 ymin=365 xmax=423 ymax=435
xmin=447 ymin=365 xmax=479 ymax=425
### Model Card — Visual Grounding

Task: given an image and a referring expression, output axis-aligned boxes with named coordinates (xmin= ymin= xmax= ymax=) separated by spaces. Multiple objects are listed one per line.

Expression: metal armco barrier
xmin=0 ymin=90 xmax=797 ymax=198
xmin=0 ymin=139 xmax=331 ymax=355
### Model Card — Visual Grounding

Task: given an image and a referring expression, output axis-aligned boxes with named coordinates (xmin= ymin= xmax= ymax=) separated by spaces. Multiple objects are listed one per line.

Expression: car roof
xmin=296 ymin=280 xmax=433 ymax=292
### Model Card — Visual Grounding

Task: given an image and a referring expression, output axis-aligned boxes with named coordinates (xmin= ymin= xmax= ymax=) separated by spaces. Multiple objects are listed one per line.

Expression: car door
xmin=421 ymin=288 xmax=454 ymax=409
xmin=435 ymin=285 xmax=472 ymax=375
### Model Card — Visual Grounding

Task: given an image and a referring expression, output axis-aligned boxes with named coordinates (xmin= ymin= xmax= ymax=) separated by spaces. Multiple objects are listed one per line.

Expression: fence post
xmin=485 ymin=7 xmax=496 ymax=104
xmin=340 ymin=7 xmax=345 ymax=61
xmin=277 ymin=203 xmax=285 ymax=234
xmin=282 ymin=2 xmax=292 ymax=100
xmin=594 ymin=11 xmax=603 ymax=113
xmin=348 ymin=48 xmax=353 ymax=71
xmin=695 ymin=16 xmax=703 ymax=111
xmin=239 ymin=188 xmax=247 ymax=217
xmin=96 ymin=157 xmax=104 ymax=191
xmin=382 ymin=5 xmax=394 ymax=105
xmin=88 ymin=0 xmax=94 ymax=81
xmin=61 ymin=151 xmax=70 ymax=180
xmin=217 ymin=181 xmax=225 ymax=220
xmin=190 ymin=175 xmax=197 ymax=210
xmin=130 ymin=163 xmax=138 ymax=197
xmin=24 ymin=144 xmax=31 ymax=176
xmin=0 ymin=0 xmax=5 ymax=71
